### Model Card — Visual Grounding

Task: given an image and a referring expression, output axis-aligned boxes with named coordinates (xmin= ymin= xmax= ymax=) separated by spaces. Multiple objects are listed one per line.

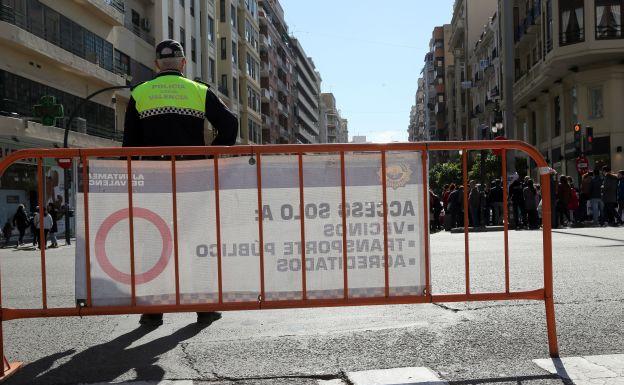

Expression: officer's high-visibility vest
xmin=131 ymin=75 xmax=208 ymax=120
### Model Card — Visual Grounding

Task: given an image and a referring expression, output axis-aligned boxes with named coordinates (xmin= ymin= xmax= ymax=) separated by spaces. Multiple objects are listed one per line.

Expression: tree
xmin=468 ymin=152 xmax=502 ymax=184
xmin=429 ymin=162 xmax=462 ymax=194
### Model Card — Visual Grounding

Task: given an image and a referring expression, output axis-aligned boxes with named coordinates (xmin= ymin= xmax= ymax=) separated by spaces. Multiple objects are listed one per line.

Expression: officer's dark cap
xmin=156 ymin=39 xmax=185 ymax=59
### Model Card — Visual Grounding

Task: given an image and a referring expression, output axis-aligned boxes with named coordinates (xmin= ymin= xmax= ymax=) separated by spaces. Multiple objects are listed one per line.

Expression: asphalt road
xmin=1 ymin=226 xmax=623 ymax=384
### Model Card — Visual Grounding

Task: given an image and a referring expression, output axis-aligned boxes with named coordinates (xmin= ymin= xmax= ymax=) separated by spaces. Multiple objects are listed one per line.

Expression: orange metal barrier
xmin=0 ymin=141 xmax=559 ymax=381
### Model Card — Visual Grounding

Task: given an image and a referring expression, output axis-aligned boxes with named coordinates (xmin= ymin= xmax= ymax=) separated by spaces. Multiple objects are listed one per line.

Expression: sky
xmin=279 ymin=0 xmax=456 ymax=143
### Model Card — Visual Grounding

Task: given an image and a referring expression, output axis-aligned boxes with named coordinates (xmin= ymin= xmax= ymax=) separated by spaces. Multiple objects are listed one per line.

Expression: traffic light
xmin=585 ymin=126 xmax=594 ymax=154
xmin=573 ymin=123 xmax=582 ymax=155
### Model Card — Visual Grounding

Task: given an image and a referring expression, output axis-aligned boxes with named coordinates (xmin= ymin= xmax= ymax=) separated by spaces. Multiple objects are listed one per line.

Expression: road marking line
xmin=346 ymin=366 xmax=448 ymax=385
xmin=534 ymin=354 xmax=624 ymax=384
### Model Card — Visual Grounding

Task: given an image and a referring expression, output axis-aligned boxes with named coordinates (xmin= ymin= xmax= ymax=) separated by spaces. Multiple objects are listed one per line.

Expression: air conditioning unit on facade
xmin=141 ymin=18 xmax=151 ymax=32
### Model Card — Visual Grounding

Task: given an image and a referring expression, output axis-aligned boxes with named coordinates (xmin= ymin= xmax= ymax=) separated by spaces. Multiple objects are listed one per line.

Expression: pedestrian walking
xmin=12 ymin=204 xmax=30 ymax=246
xmin=47 ymin=203 xmax=59 ymax=248
xmin=602 ymin=166 xmax=619 ymax=226
xmin=523 ymin=179 xmax=539 ymax=229
xmin=589 ymin=169 xmax=604 ymax=226
xmin=580 ymin=171 xmax=593 ymax=222
xmin=123 ymin=39 xmax=238 ymax=328
xmin=33 ymin=208 xmax=53 ymax=249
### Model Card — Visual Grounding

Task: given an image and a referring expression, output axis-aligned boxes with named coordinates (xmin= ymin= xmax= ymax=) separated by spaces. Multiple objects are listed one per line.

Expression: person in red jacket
xmin=567 ymin=176 xmax=580 ymax=224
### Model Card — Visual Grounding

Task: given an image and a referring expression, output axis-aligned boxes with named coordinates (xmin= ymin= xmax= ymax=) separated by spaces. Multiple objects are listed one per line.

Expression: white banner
xmin=75 ymin=152 xmax=427 ymax=307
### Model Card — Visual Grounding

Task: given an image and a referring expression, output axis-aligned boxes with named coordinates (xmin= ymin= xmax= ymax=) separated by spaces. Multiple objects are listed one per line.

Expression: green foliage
xmin=429 ymin=162 xmax=462 ymax=193
xmin=468 ymin=152 xmax=502 ymax=184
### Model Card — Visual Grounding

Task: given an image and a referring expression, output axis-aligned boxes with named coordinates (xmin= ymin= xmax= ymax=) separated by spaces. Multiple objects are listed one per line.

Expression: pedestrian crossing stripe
xmin=534 ymin=354 xmax=624 ymax=384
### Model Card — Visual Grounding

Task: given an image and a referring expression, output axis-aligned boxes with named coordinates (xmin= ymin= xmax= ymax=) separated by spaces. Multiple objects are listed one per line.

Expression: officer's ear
xmin=180 ymin=58 xmax=187 ymax=71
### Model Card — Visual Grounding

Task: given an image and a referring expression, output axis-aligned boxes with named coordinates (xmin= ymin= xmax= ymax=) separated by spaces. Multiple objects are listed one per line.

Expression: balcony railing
xmin=104 ymin=0 xmax=125 ymax=13
xmin=124 ymin=16 xmax=155 ymax=45
xmin=559 ymin=28 xmax=585 ymax=46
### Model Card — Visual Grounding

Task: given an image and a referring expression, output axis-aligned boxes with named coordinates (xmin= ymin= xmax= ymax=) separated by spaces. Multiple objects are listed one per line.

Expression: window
xmin=246 ymin=53 xmax=259 ymax=81
xmin=168 ymin=17 xmax=174 ymax=39
xmin=245 ymin=19 xmax=258 ymax=50
xmin=179 ymin=0 xmax=185 ymax=7
xmin=220 ymin=0 xmax=225 ymax=22
xmin=589 ymin=87 xmax=604 ymax=118
xmin=208 ymin=16 xmax=215 ymax=42
xmin=546 ymin=0 xmax=553 ymax=52
xmin=190 ymin=0 xmax=194 ymax=16
xmin=131 ymin=9 xmax=140 ymax=26
xmin=209 ymin=58 xmax=216 ymax=83
xmin=247 ymin=85 xmax=260 ymax=112
xmin=220 ymin=37 xmax=227 ymax=60
xmin=27 ymin=0 xmax=44 ymax=38
xmin=596 ymin=0 xmax=623 ymax=39
xmin=245 ymin=0 xmax=257 ymax=18
xmin=559 ymin=0 xmax=584 ymax=45
xmin=219 ymin=74 xmax=228 ymax=96
xmin=553 ymin=96 xmax=561 ymax=137
xmin=231 ymin=4 xmax=236 ymax=28
xmin=114 ymin=49 xmax=131 ymax=75
xmin=233 ymin=77 xmax=238 ymax=100
xmin=248 ymin=118 xmax=261 ymax=143
xmin=191 ymin=37 xmax=196 ymax=62
xmin=44 ymin=7 xmax=60 ymax=44
xmin=180 ymin=27 xmax=186 ymax=50
xmin=232 ymin=41 xmax=238 ymax=64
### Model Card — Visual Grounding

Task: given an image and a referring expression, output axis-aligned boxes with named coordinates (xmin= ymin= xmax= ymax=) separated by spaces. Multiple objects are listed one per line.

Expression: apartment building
xmin=258 ymin=0 xmax=293 ymax=144
xmin=237 ymin=0 xmax=262 ymax=144
xmin=0 ymin=0 xmax=156 ymax=216
xmin=447 ymin=0 xmax=498 ymax=140
xmin=289 ymin=37 xmax=321 ymax=144
xmin=319 ymin=92 xmax=348 ymax=144
xmin=510 ymin=0 xmax=624 ymax=175
xmin=467 ymin=11 xmax=503 ymax=140
xmin=408 ymin=78 xmax=426 ymax=142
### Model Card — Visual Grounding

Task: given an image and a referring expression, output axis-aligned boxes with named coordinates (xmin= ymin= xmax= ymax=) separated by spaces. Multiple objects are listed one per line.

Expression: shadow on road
xmin=6 ymin=323 xmax=209 ymax=385
xmin=553 ymin=230 xmax=624 ymax=244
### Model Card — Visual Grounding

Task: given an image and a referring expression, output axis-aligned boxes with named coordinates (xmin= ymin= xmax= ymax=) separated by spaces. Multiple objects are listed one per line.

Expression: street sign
xmin=576 ymin=156 xmax=589 ymax=175
xmin=32 ymin=96 xmax=64 ymax=127
xmin=57 ymin=158 xmax=72 ymax=170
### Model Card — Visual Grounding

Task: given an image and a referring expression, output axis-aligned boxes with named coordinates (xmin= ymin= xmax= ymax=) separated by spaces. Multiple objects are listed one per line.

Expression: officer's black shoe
xmin=139 ymin=313 xmax=164 ymax=327
xmin=196 ymin=311 xmax=222 ymax=325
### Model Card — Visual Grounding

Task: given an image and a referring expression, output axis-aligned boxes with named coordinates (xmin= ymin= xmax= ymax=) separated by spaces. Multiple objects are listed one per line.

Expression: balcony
xmin=262 ymin=89 xmax=272 ymax=101
xmin=435 ymin=102 xmax=445 ymax=115
xmin=596 ymin=25 xmax=623 ymax=40
xmin=69 ymin=0 xmax=125 ymax=25
xmin=124 ymin=15 xmax=155 ymax=46
xmin=0 ymin=15 xmax=124 ymax=87
xmin=435 ymin=84 xmax=445 ymax=94
xmin=277 ymin=100 xmax=289 ymax=117
xmin=279 ymin=127 xmax=289 ymax=141
xmin=277 ymin=78 xmax=288 ymax=95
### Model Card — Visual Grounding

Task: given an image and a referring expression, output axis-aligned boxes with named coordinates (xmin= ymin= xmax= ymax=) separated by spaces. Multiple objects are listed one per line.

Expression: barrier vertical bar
xmin=340 ymin=152 xmax=349 ymax=300
xmin=462 ymin=150 xmax=470 ymax=295
xmin=81 ymin=156 xmax=92 ymax=307
xmin=171 ymin=157 xmax=181 ymax=305
xmin=37 ymin=158 xmax=47 ymax=309
xmin=298 ymin=153 xmax=307 ymax=300
xmin=213 ymin=156 xmax=223 ymax=304
xmin=381 ymin=151 xmax=390 ymax=297
xmin=256 ymin=152 xmax=266 ymax=302
xmin=540 ymin=167 xmax=559 ymax=357
xmin=126 ymin=157 xmax=136 ymax=306
xmin=501 ymin=149 xmax=510 ymax=293
xmin=421 ymin=150 xmax=431 ymax=297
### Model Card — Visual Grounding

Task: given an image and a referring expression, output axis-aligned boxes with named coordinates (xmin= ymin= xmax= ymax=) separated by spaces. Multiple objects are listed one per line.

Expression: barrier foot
xmin=0 ymin=357 xmax=22 ymax=382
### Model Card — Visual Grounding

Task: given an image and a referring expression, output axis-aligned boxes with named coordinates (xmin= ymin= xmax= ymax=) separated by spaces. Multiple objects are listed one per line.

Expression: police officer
xmin=124 ymin=39 xmax=238 ymax=327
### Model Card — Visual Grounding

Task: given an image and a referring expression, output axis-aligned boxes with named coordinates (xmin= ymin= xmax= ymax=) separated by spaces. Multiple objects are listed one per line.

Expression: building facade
xmin=289 ymin=37 xmax=321 ymax=144
xmin=408 ymin=78 xmax=426 ymax=142
xmin=258 ymin=0 xmax=293 ymax=144
xmin=510 ymin=0 xmax=624 ymax=175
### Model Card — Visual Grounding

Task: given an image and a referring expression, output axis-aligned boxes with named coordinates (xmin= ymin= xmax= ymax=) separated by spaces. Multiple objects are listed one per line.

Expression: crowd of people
xmin=429 ymin=167 xmax=624 ymax=231
xmin=2 ymin=203 xmax=60 ymax=249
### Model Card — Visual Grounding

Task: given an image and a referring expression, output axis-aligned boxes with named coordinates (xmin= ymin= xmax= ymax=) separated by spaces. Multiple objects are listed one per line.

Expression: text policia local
xmin=194 ymin=200 xmax=420 ymax=273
